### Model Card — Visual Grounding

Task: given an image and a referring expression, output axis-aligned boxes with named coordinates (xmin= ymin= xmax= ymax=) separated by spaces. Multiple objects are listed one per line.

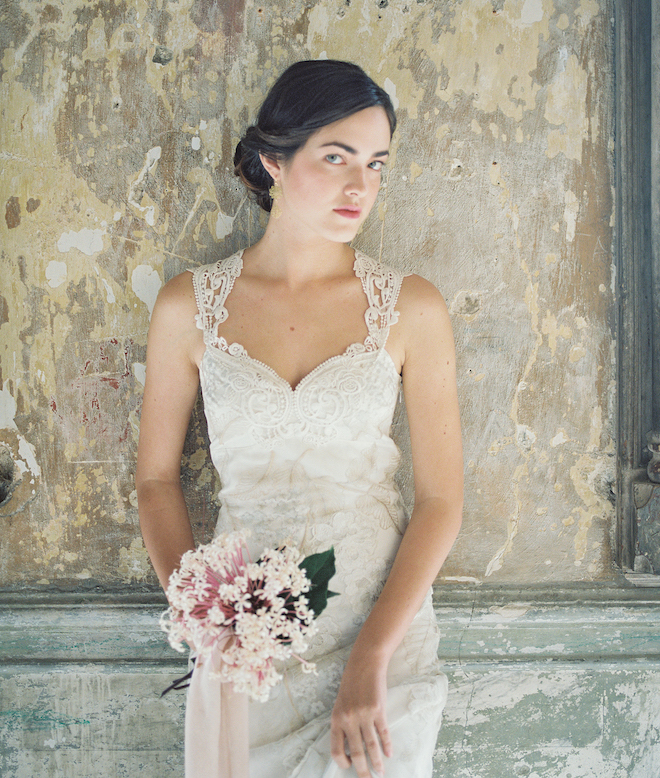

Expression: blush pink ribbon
xmin=185 ymin=640 xmax=249 ymax=778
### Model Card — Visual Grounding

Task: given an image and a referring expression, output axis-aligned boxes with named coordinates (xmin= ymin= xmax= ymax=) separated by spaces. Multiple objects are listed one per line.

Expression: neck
xmin=243 ymin=216 xmax=356 ymax=286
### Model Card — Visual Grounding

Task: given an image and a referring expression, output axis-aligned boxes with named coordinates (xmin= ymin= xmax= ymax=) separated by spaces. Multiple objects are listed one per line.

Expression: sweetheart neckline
xmin=193 ymin=249 xmax=403 ymax=392
xmin=202 ymin=339 xmax=400 ymax=394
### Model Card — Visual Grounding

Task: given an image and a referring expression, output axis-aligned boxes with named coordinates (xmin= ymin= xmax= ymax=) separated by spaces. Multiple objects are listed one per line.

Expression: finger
xmin=330 ymin=726 xmax=351 ymax=770
xmin=361 ymin=724 xmax=385 ymax=776
xmin=345 ymin=732 xmax=371 ymax=778
xmin=375 ymin=715 xmax=392 ymax=759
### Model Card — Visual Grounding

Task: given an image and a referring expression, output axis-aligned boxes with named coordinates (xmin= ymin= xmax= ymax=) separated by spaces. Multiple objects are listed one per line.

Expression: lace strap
xmin=190 ymin=251 xmax=244 ymax=347
xmin=354 ymin=252 xmax=404 ymax=349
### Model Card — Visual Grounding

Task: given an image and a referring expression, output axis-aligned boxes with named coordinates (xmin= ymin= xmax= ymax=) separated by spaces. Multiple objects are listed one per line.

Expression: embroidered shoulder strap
xmin=354 ymin=252 xmax=404 ymax=350
xmin=190 ymin=251 xmax=244 ymax=347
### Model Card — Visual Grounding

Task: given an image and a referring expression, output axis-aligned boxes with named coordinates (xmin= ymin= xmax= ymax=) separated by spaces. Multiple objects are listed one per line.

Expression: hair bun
xmin=233 ymin=129 xmax=274 ymax=212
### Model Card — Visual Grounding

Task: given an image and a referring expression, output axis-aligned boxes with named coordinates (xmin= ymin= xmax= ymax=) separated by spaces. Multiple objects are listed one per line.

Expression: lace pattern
xmin=187 ymin=250 xmax=447 ymax=777
xmin=191 ymin=250 xmax=244 ymax=347
xmin=191 ymin=250 xmax=403 ymax=356
xmin=354 ymin=252 xmax=403 ymax=350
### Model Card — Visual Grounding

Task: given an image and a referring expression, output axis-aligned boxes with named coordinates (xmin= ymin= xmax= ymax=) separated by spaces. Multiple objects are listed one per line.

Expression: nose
xmin=345 ymin=166 xmax=368 ymax=197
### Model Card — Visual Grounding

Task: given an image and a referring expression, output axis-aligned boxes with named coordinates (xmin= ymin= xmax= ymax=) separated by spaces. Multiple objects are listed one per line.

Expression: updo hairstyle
xmin=233 ymin=60 xmax=396 ymax=212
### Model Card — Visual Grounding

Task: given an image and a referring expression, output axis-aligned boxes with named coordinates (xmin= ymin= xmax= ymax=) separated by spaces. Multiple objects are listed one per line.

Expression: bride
xmin=137 ymin=59 xmax=463 ymax=778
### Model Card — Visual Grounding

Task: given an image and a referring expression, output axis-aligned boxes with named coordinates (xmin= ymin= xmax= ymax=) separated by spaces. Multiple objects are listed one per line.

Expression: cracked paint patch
xmin=57 ymin=227 xmax=106 ymax=256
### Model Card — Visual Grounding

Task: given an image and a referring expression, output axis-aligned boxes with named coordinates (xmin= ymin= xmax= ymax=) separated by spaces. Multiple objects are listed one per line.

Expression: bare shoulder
xmin=149 ymin=271 xmax=200 ymax=336
xmin=398 ymin=273 xmax=448 ymax=312
xmin=396 ymin=273 xmax=453 ymax=347
xmin=153 ymin=270 xmax=197 ymax=318
xmin=148 ymin=270 xmax=203 ymax=364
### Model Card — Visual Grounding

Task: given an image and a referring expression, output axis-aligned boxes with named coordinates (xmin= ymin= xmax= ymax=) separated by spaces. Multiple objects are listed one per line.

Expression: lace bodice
xmin=191 ymin=250 xmax=404 ymax=449
xmin=189 ymin=250 xmax=446 ymax=777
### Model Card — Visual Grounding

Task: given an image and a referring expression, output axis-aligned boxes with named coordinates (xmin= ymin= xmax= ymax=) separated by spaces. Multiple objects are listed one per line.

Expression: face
xmin=265 ymin=106 xmax=392 ymax=244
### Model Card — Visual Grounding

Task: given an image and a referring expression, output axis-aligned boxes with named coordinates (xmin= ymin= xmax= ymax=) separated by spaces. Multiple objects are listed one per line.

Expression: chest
xmin=200 ymin=344 xmax=402 ymax=449
xmin=213 ymin=276 xmax=371 ymax=390
xmin=192 ymin=250 xmax=404 ymax=391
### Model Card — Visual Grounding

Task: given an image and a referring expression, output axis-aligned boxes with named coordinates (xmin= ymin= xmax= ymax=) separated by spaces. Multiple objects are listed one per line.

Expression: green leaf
xmin=299 ymin=547 xmax=338 ymax=617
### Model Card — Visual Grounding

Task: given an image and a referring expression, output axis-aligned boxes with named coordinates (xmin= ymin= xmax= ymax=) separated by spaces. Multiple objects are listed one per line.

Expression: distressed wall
xmin=5 ymin=3 xmax=658 ymax=778
xmin=2 ymin=586 xmax=660 ymax=777
xmin=0 ymin=0 xmax=615 ymax=589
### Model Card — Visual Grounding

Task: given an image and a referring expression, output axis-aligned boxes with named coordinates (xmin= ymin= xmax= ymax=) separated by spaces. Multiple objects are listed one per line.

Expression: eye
xmin=368 ymin=160 xmax=385 ymax=171
xmin=325 ymin=153 xmax=343 ymax=164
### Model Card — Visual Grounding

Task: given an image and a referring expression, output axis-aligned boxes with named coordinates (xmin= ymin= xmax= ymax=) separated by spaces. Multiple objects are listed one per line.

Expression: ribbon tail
xmin=185 ymin=646 xmax=249 ymax=778
xmin=161 ymin=664 xmax=194 ymax=697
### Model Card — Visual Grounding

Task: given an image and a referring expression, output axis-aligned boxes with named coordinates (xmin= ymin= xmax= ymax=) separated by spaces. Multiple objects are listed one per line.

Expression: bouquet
xmin=160 ymin=531 xmax=336 ymax=701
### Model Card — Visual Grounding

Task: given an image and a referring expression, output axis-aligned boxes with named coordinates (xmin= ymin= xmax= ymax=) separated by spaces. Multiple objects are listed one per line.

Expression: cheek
xmin=286 ymin=167 xmax=327 ymax=204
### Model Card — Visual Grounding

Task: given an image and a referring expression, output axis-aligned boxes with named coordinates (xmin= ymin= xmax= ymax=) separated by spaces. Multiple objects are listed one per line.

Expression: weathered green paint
xmin=2 ymin=588 xmax=659 ymax=777
xmin=436 ymin=665 xmax=660 ymax=778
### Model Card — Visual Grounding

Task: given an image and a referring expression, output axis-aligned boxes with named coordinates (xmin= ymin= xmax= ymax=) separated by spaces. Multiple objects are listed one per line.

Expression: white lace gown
xmin=191 ymin=250 xmax=447 ymax=777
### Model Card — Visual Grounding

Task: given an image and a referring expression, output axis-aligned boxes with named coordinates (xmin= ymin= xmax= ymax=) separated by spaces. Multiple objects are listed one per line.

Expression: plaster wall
xmin=0 ymin=0 xmax=614 ymax=589
xmin=4 ymin=5 xmax=656 ymax=778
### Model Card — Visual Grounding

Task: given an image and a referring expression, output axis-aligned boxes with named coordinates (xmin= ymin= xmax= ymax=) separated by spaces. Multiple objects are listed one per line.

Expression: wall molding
xmin=432 ymin=584 xmax=660 ymax=664
xmin=2 ymin=585 xmax=659 ymax=669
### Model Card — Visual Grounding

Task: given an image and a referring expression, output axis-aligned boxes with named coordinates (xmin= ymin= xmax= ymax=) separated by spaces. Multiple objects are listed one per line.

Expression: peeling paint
xmin=383 ymin=77 xmax=399 ymax=110
xmin=45 ymin=260 xmax=68 ymax=288
xmin=17 ymin=437 xmax=41 ymax=478
xmin=131 ymin=266 xmax=162 ymax=315
xmin=0 ymin=388 xmax=18 ymax=430
xmin=100 ymin=277 xmax=116 ymax=304
xmin=0 ymin=0 xmax=614 ymax=587
xmin=520 ymin=0 xmax=544 ymax=25
xmin=132 ymin=363 xmax=146 ymax=387
xmin=128 ymin=146 xmax=162 ymax=227
xmin=118 ymin=536 xmax=151 ymax=581
xmin=215 ymin=209 xmax=236 ymax=240
xmin=56 ymin=227 xmax=106 ymax=256
xmin=551 ymin=430 xmax=569 ymax=447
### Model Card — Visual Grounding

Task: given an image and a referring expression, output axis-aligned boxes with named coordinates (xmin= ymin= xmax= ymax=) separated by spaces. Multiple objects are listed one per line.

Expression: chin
xmin=333 ymin=230 xmax=361 ymax=245
xmin=332 ymin=221 xmax=364 ymax=242
xmin=314 ymin=227 xmax=360 ymax=245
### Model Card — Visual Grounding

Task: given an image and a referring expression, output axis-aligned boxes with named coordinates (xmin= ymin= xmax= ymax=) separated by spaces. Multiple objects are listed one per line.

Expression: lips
xmin=333 ymin=205 xmax=362 ymax=219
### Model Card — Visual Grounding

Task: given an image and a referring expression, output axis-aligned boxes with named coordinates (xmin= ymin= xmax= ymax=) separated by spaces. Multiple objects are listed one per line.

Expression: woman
xmin=137 ymin=60 xmax=463 ymax=778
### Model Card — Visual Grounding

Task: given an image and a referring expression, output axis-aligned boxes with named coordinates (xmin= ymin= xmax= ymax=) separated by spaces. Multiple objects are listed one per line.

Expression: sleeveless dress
xmin=191 ymin=249 xmax=447 ymax=777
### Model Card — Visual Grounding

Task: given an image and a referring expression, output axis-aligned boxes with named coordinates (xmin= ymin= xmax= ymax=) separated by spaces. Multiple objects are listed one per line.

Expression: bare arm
xmin=136 ymin=272 xmax=203 ymax=591
xmin=330 ymin=274 xmax=464 ymax=777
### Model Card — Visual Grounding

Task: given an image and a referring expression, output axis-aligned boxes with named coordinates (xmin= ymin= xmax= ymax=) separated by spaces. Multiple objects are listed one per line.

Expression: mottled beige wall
xmin=0 ymin=0 xmax=614 ymax=588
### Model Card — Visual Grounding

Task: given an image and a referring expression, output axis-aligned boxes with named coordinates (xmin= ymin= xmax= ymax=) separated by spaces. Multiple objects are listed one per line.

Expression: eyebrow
xmin=319 ymin=141 xmax=389 ymax=157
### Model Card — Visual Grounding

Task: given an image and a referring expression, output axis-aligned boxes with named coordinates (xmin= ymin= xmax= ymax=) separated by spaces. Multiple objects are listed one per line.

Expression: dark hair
xmin=233 ymin=60 xmax=397 ymax=211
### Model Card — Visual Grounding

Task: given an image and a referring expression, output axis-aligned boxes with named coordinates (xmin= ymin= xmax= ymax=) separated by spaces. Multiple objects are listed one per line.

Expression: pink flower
xmin=160 ymin=531 xmax=330 ymax=701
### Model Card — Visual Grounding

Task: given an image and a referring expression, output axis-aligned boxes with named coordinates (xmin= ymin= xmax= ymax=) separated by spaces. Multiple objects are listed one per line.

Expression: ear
xmin=259 ymin=153 xmax=282 ymax=183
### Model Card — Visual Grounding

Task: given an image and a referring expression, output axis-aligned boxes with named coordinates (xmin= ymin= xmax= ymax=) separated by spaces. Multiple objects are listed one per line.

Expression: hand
xmin=330 ymin=657 xmax=392 ymax=777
